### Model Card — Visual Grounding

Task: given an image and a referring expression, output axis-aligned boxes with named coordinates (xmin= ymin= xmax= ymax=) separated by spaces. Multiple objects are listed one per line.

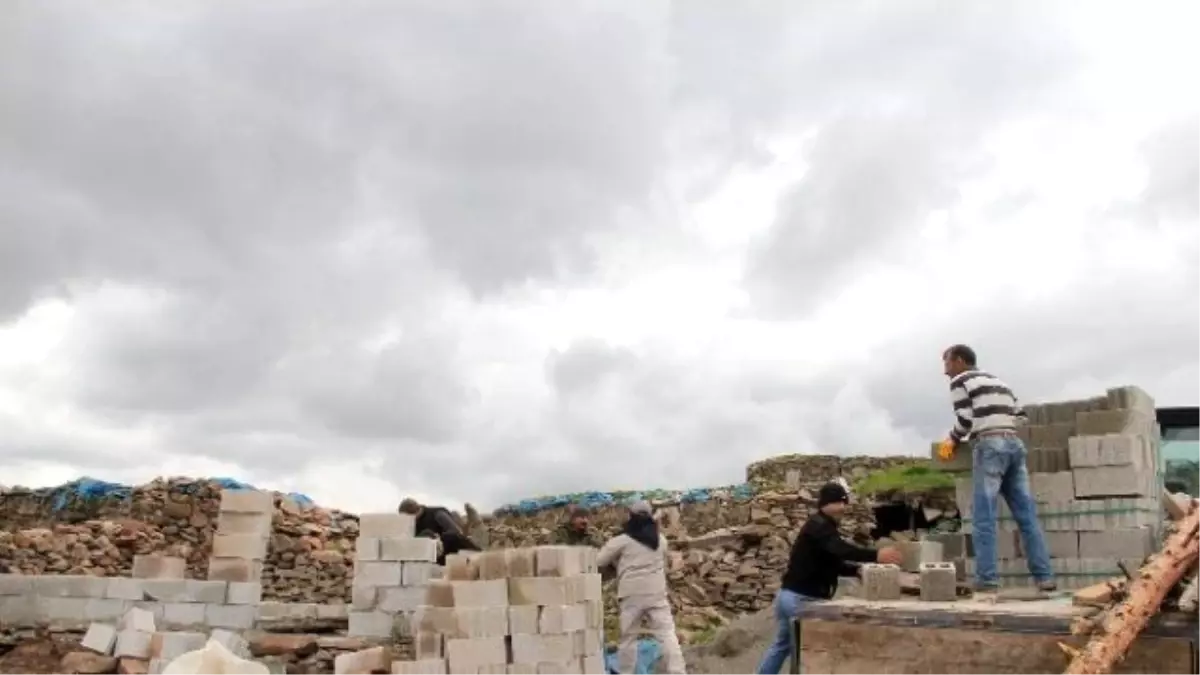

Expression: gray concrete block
xmin=148 ymin=658 xmax=168 ymax=675
xmin=1044 ymin=531 xmax=1079 ymax=559
xmin=0 ymin=594 xmax=39 ymax=623
xmin=161 ymin=602 xmax=206 ymax=627
xmin=316 ymin=604 xmax=348 ymax=620
xmin=120 ymin=606 xmax=157 ymax=632
xmin=357 ymin=562 xmax=403 ymax=586
xmin=257 ymin=602 xmax=317 ymax=621
xmin=106 ymin=578 xmax=145 ymax=601
xmin=0 ymin=574 xmax=33 ymax=595
xmin=348 ymin=611 xmax=394 ymax=637
xmin=205 ymin=603 xmax=257 ymax=630
xmin=1030 ymin=471 xmax=1075 ymax=504
xmin=34 ymin=575 xmax=109 ymax=598
xmin=355 ymin=537 xmax=381 ymax=562
xmin=1074 ymin=466 xmax=1156 ymax=498
xmin=1079 ymin=528 xmax=1156 ymax=559
xmin=215 ymin=511 xmax=272 ymax=538
xmin=378 ymin=586 xmax=426 ymax=613
xmin=897 ymin=540 xmax=943 ymax=572
xmin=351 ymin=583 xmax=377 ymax=610
xmin=81 ymin=622 xmax=118 ymax=654
xmin=226 ymin=582 xmax=262 ymax=605
xmin=380 ymin=537 xmax=438 ymax=562
xmin=131 ymin=601 xmax=165 ymax=623
xmin=85 ymin=598 xmax=130 ymax=622
xmin=149 ymin=632 xmax=207 ymax=660
xmin=358 ymin=513 xmax=416 ymax=539
xmin=1075 ymin=409 xmax=1153 ymax=436
xmin=185 ymin=580 xmax=229 ymax=603
xmin=918 ymin=562 xmax=957 ymax=602
xmin=207 ymin=557 xmax=263 ymax=583
xmin=40 ymin=597 xmax=88 ymax=621
xmin=140 ymin=580 xmax=189 ymax=602
xmin=861 ymin=564 xmax=901 ymax=601
xmin=115 ymin=629 xmax=153 ymax=658
xmin=403 ymin=562 xmax=439 ymax=587
xmin=996 ymin=531 xmax=1020 ymax=560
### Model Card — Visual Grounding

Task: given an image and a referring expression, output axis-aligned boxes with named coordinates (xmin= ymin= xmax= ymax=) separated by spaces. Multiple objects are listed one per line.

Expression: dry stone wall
xmin=0 ymin=455 xmax=887 ymax=639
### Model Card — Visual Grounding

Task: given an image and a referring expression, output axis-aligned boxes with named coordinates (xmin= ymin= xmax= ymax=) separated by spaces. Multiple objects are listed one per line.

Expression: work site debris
xmin=1064 ymin=500 xmax=1199 ymax=675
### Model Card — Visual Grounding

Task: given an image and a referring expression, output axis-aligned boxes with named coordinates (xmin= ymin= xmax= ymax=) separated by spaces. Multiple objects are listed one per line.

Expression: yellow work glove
xmin=937 ymin=439 xmax=956 ymax=461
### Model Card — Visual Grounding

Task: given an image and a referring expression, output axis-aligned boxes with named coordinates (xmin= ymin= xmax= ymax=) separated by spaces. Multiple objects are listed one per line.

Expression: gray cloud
xmin=0 ymin=1 xmax=1195 ymax=510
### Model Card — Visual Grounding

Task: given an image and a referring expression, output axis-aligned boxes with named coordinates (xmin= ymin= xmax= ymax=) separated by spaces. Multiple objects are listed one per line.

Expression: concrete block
xmin=1079 ymin=528 xmax=1155 ymax=559
xmin=509 ymin=605 xmax=539 ymax=635
xmin=355 ymin=537 xmax=381 ymax=562
xmin=185 ymin=580 xmax=228 ymax=603
xmin=209 ymin=629 xmax=250 ymax=658
xmin=148 ymin=632 xmax=207 ymax=660
xmin=539 ymin=604 xmax=586 ymax=634
xmin=115 ymin=630 xmax=153 ymax=659
xmin=219 ymin=489 xmax=274 ymax=514
xmin=452 ymin=579 xmax=509 ymax=607
xmin=316 ymin=604 xmax=349 ymax=620
xmin=335 ymin=645 xmax=392 ymax=674
xmin=378 ymin=586 xmax=426 ymax=613
xmin=204 ymin=603 xmax=257 ymax=630
xmin=896 ymin=540 xmax=942 ymax=572
xmin=445 ymin=552 xmax=484 ymax=581
xmin=139 ymin=580 xmax=188 ymax=602
xmin=414 ymin=631 xmax=444 ymax=659
xmin=160 ymin=602 xmax=205 ymax=627
xmin=226 ymin=582 xmax=262 ymax=605
xmin=257 ymin=602 xmax=318 ymax=622
xmin=357 ymin=562 xmax=403 ymax=587
xmin=131 ymin=602 xmax=164 ymax=623
xmin=452 ymin=606 xmax=510 ymax=638
xmin=479 ymin=665 xmax=510 ymax=675
xmin=0 ymin=574 xmax=33 ymax=595
xmin=1030 ymin=471 xmax=1075 ymax=504
xmin=381 ymin=537 xmax=438 ymax=563
xmin=572 ymin=629 xmax=602 ymax=657
xmin=1075 ymin=409 xmax=1152 ymax=436
xmin=403 ymin=563 xmax=439 ymax=587
xmin=509 ymin=577 xmax=568 ymax=606
xmin=582 ymin=601 xmax=602 ymax=629
xmin=148 ymin=658 xmax=167 ymax=675
xmin=581 ymin=654 xmax=605 ymax=674
xmin=212 ymin=533 xmax=268 ymax=560
xmin=1074 ymin=466 xmax=1156 ymax=498
xmin=414 ymin=607 xmax=459 ymax=634
xmin=359 ymin=514 xmax=416 ymax=539
xmin=566 ymin=574 xmax=602 ymax=604
xmin=132 ymin=556 xmax=187 ymax=580
xmin=1045 ymin=531 xmax=1079 ymax=559
xmin=35 ymin=575 xmax=110 ymax=598
xmin=207 ymin=557 xmax=263 ymax=583
xmin=215 ymin=511 xmax=272 ymax=538
xmin=474 ymin=551 xmax=510 ymax=581
xmin=86 ymin=598 xmax=131 ymax=622
xmin=508 ymin=664 xmax=538 ymax=675
xmin=0 ymin=594 xmax=36 ymax=622
xmin=918 ymin=562 xmax=957 ymax=602
xmin=351 ymin=583 xmax=377 ymax=610
xmin=535 ymin=547 xmax=584 ymax=578
xmin=996 ymin=531 xmax=1020 ymax=560
xmin=106 ymin=578 xmax=145 ymax=601
xmin=119 ymin=607 xmax=157 ymax=633
xmin=446 ymin=638 xmax=507 ymax=672
xmin=924 ymin=533 xmax=971 ymax=560
xmin=424 ymin=580 xmax=454 ymax=607
xmin=82 ymin=622 xmax=118 ymax=654
xmin=40 ymin=597 xmax=88 ymax=621
xmin=930 ymin=440 xmax=972 ymax=472
xmin=861 ymin=564 xmax=901 ymax=601
xmin=511 ymin=634 xmax=574 ymax=666
xmin=348 ymin=611 xmax=394 ymax=637
xmin=392 ymin=660 xmax=448 ymax=675
xmin=538 ymin=661 xmax=582 ymax=674
xmin=505 ymin=549 xmax=536 ymax=578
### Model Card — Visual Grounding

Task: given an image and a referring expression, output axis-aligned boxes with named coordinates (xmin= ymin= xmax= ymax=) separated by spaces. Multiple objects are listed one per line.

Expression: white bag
xmin=162 ymin=638 xmax=269 ymax=675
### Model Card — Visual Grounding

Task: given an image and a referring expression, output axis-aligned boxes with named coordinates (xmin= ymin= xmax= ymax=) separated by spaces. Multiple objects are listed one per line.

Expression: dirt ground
xmin=0 ymin=632 xmax=77 ymax=674
xmin=682 ymin=608 xmax=776 ymax=674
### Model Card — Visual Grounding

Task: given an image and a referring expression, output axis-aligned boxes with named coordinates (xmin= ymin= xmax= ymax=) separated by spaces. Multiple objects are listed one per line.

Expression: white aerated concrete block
xmin=115 ymin=629 xmax=153 ymax=658
xmin=358 ymin=562 xmax=404 ymax=587
xmin=378 ymin=586 xmax=426 ymax=613
xmin=453 ymin=607 xmax=510 ymax=638
xmin=511 ymin=634 xmax=574 ymax=666
xmin=359 ymin=514 xmax=416 ymax=539
xmin=508 ymin=578 xmax=568 ymax=606
xmin=538 ymin=605 xmax=586 ymax=634
xmin=161 ymin=602 xmax=206 ymax=627
xmin=509 ymin=606 xmax=539 ymax=635
xmin=451 ymin=580 xmax=509 ymax=608
xmin=356 ymin=537 xmax=381 ymax=562
xmin=381 ymin=537 xmax=439 ymax=563
xmin=392 ymin=659 xmax=448 ymax=674
xmin=85 ymin=599 xmax=130 ymax=622
xmin=403 ymin=562 xmax=439 ymax=587
xmin=82 ymin=623 xmax=118 ymax=654
xmin=226 ymin=582 xmax=262 ymax=605
xmin=204 ymin=604 xmax=257 ymax=630
xmin=219 ymin=489 xmax=274 ymax=514
xmin=349 ymin=611 xmax=394 ymax=637
xmin=446 ymin=638 xmax=507 ymax=672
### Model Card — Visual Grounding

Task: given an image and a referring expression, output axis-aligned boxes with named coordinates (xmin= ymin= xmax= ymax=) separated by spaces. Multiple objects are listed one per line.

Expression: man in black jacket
xmin=400 ymin=498 xmax=481 ymax=565
xmin=756 ymin=482 xmax=902 ymax=674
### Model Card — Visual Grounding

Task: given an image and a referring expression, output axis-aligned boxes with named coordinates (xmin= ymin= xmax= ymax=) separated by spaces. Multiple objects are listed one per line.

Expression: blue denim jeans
xmin=757 ymin=589 xmax=813 ymax=674
xmin=972 ymin=434 xmax=1054 ymax=589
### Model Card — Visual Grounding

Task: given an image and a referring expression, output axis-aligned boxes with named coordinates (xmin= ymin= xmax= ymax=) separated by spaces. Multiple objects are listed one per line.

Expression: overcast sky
xmin=1 ymin=1 xmax=1196 ymax=513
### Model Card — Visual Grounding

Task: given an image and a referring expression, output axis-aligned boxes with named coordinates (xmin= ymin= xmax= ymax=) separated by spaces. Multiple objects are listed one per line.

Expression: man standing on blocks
xmin=939 ymin=344 xmax=1056 ymax=597
xmin=597 ymin=500 xmax=686 ymax=674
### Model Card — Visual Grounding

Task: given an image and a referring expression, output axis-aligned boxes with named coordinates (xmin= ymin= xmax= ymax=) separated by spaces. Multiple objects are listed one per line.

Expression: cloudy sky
xmin=1 ymin=1 xmax=1196 ymax=514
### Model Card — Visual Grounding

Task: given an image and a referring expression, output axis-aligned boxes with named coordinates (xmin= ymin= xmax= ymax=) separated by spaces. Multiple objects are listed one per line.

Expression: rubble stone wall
xmin=0 ymin=455 xmax=894 ymax=637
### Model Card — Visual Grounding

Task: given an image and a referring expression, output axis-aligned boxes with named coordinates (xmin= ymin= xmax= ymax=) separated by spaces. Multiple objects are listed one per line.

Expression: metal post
xmin=789 ymin=617 xmax=802 ymax=674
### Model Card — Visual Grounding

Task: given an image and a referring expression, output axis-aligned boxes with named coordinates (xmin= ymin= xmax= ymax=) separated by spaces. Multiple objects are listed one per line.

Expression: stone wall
xmin=0 ymin=455 xmax=890 ymax=639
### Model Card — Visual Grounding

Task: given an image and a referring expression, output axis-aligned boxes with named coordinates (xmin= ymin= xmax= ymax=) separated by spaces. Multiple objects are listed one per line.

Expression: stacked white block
xmin=952 ymin=385 xmax=1165 ymax=590
xmin=349 ymin=513 xmax=441 ymax=638
xmin=209 ymin=489 xmax=273 ymax=586
xmin=394 ymin=546 xmax=605 ymax=674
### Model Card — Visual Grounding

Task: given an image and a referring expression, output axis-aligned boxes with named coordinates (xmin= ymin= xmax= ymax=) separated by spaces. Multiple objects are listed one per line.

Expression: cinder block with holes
xmin=918 ymin=562 xmax=957 ymax=602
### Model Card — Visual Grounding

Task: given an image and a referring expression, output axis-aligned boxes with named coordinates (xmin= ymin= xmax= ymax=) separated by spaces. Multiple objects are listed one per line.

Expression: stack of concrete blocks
xmin=391 ymin=546 xmax=605 ymax=674
xmin=348 ymin=513 xmax=441 ymax=640
xmin=209 ymin=488 xmax=273 ymax=589
xmin=75 ymin=603 xmax=253 ymax=674
xmin=861 ymin=563 xmax=901 ymax=601
xmin=953 ymin=386 xmax=1165 ymax=590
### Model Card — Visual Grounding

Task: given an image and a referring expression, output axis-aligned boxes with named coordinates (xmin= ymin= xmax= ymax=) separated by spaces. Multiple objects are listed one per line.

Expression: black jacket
xmin=415 ymin=506 xmax=462 ymax=538
xmin=781 ymin=512 xmax=877 ymax=599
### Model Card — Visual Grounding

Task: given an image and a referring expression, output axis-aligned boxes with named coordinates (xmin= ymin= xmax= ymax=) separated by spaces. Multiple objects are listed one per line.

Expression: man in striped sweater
xmin=943 ymin=344 xmax=1056 ymax=596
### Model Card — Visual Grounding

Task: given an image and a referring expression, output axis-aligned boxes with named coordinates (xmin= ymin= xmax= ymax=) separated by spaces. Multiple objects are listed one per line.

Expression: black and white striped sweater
xmin=948 ymin=369 xmax=1027 ymax=442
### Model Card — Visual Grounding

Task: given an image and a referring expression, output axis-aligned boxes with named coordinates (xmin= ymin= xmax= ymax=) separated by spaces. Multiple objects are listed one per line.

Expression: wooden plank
xmin=796 ymin=619 xmax=1190 ymax=667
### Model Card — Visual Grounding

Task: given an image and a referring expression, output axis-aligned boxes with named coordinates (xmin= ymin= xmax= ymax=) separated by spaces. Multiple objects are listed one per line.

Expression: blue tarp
xmin=41 ymin=477 xmax=315 ymax=511
xmin=501 ymin=483 xmax=755 ymax=515
xmin=605 ymin=638 xmax=662 ymax=674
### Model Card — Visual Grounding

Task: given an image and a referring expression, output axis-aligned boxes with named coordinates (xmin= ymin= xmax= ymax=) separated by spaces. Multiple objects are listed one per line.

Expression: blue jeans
xmin=757 ymin=589 xmax=812 ymax=674
xmin=972 ymin=434 xmax=1054 ymax=588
